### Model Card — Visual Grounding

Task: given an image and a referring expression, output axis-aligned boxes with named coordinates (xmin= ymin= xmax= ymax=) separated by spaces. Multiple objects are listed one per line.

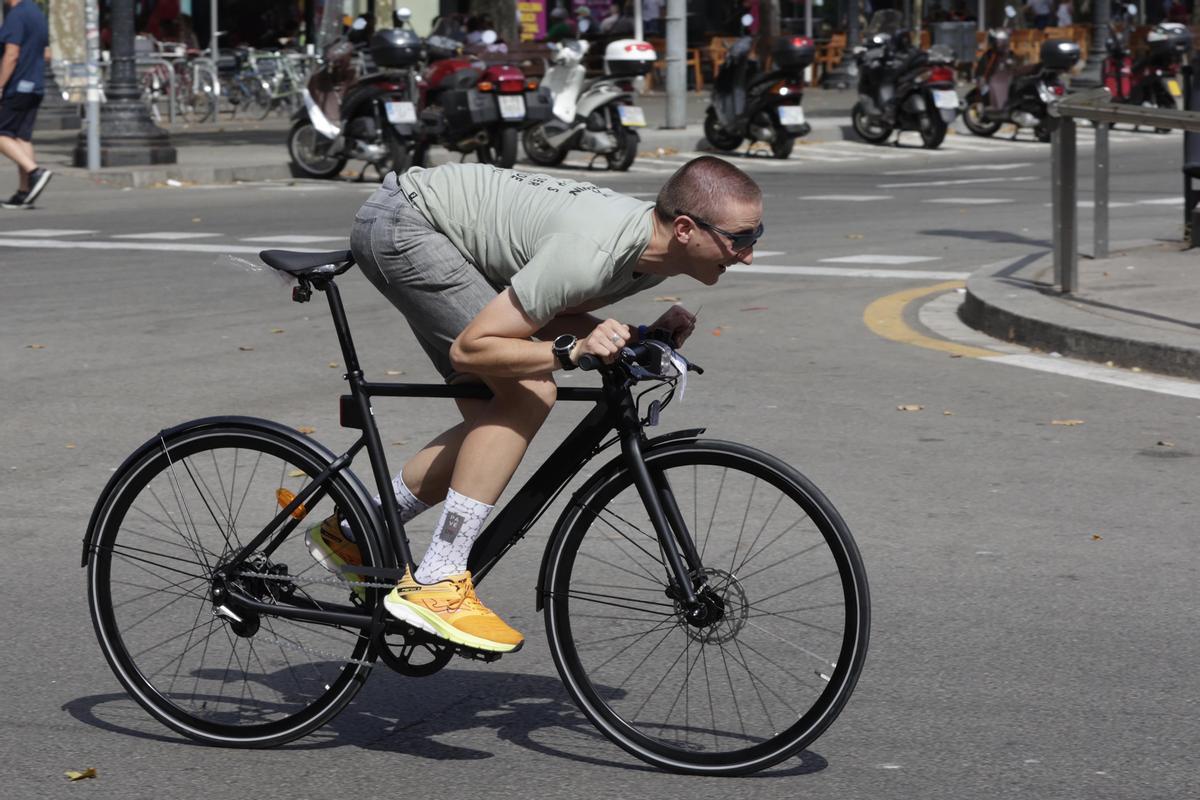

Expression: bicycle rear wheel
xmin=87 ymin=419 xmax=384 ymax=747
xmin=543 ymin=439 xmax=869 ymax=775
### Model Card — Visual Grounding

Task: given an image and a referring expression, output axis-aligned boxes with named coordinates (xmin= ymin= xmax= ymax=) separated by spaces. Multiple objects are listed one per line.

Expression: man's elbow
xmin=449 ymin=336 xmax=478 ymax=374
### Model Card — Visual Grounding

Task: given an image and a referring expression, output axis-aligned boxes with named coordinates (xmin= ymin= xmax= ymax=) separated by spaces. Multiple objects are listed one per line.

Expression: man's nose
xmin=737 ymin=247 xmax=754 ymax=266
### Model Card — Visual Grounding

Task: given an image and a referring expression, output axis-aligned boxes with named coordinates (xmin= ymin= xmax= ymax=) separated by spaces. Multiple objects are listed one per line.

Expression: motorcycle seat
xmin=1014 ymin=63 xmax=1042 ymax=78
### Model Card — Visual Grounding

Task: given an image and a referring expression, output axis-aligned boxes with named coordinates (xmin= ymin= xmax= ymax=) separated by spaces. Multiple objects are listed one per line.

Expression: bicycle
xmin=82 ymin=248 xmax=870 ymax=776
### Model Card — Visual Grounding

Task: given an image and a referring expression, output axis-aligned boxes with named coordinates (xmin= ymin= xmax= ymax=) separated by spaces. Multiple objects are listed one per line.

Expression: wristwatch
xmin=552 ymin=334 xmax=577 ymax=370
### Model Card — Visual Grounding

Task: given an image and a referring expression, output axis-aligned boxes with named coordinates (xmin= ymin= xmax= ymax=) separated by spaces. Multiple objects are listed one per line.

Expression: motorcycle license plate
xmin=932 ymin=90 xmax=959 ymax=110
xmin=617 ymin=105 xmax=647 ymax=127
xmin=384 ymin=101 xmax=416 ymax=125
xmin=1168 ymin=79 xmax=1182 ymax=98
xmin=777 ymin=105 xmax=806 ymax=126
xmin=498 ymin=94 xmax=526 ymax=121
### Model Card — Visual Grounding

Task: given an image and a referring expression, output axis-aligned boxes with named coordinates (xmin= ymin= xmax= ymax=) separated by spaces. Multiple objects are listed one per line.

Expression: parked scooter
xmin=703 ymin=14 xmax=815 ymax=159
xmin=850 ymin=10 xmax=960 ymax=149
xmin=287 ymin=16 xmax=418 ymax=179
xmin=521 ymin=38 xmax=656 ymax=171
xmin=962 ymin=5 xmax=1078 ymax=142
xmin=412 ymin=30 xmax=551 ymax=168
xmin=1104 ymin=12 xmax=1193 ymax=132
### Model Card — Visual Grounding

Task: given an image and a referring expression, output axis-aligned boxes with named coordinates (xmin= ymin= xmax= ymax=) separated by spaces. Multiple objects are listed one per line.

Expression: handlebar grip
xmin=578 ymin=353 xmax=602 ymax=371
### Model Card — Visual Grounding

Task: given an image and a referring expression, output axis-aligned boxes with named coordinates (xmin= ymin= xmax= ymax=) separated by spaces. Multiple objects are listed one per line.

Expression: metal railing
xmin=1047 ymin=86 xmax=1200 ymax=293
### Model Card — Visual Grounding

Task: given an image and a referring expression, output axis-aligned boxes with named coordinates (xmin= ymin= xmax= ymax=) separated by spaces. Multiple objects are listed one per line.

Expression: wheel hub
xmin=673 ymin=568 xmax=749 ymax=644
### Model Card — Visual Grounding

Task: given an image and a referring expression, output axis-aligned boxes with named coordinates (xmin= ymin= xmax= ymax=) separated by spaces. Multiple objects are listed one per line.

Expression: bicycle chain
xmin=233 ymin=569 xmax=396 ymax=591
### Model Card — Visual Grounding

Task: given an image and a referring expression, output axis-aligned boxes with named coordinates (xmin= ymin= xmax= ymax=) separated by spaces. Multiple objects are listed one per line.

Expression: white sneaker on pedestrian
xmin=23 ymin=168 xmax=52 ymax=205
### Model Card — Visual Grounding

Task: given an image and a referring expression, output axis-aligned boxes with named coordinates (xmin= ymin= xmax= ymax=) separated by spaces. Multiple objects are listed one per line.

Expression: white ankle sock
xmin=341 ymin=473 xmax=433 ymax=542
xmin=414 ymin=488 xmax=493 ymax=584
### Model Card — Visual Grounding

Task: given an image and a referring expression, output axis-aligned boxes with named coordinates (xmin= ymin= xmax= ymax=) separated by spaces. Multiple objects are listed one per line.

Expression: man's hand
xmin=648 ymin=305 xmax=698 ymax=348
xmin=573 ymin=319 xmax=632 ymax=366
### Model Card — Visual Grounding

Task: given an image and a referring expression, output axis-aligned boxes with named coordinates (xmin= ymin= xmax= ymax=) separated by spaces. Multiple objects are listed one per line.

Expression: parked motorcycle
xmin=1104 ymin=12 xmax=1192 ymax=132
xmin=963 ymin=5 xmax=1078 ymax=143
xmin=287 ymin=17 xmax=418 ymax=179
xmin=521 ymin=38 xmax=656 ymax=171
xmin=413 ymin=31 xmax=551 ymax=168
xmin=703 ymin=22 xmax=815 ymax=159
xmin=850 ymin=10 xmax=960 ymax=149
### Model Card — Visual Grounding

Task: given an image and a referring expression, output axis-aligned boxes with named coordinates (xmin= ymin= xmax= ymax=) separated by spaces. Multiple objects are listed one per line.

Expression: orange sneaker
xmin=383 ymin=569 xmax=523 ymax=653
xmin=303 ymin=514 xmax=366 ymax=602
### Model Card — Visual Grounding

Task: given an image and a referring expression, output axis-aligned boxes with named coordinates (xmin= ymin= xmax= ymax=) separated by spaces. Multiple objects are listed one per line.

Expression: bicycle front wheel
xmin=543 ymin=440 xmax=869 ymax=775
xmin=87 ymin=419 xmax=384 ymax=747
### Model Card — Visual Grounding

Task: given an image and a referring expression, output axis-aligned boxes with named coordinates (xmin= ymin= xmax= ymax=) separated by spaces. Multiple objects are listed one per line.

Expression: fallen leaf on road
xmin=712 ymin=327 xmax=723 ymax=336
xmin=943 ymin=410 xmax=954 ymax=416
xmin=846 ymin=233 xmax=864 ymax=240
xmin=897 ymin=404 xmax=924 ymax=412
xmin=391 ymin=439 xmax=409 ymax=446
xmin=1091 ymin=534 xmax=1103 ymax=541
xmin=297 ymin=426 xmax=316 ymax=435
xmin=288 ymin=469 xmax=305 ymax=477
xmin=27 ymin=344 xmax=46 ymax=349
xmin=270 ymin=328 xmax=285 ymax=334
xmin=654 ymin=295 xmax=681 ymax=303
xmin=1157 ymin=440 xmax=1176 ymax=447
xmin=1051 ymin=419 xmax=1085 ymax=426
xmin=238 ymin=346 xmax=254 ymax=351
xmin=740 ymin=306 xmax=769 ymax=312
xmin=65 ymin=768 xmax=97 ymax=781
xmin=328 ymin=362 xmax=339 ymax=368
xmin=192 ymin=217 xmax=202 ymax=223
xmin=65 ymin=443 xmax=76 ymax=449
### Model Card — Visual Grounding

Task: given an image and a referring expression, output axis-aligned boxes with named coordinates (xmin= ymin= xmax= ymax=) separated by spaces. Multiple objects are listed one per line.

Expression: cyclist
xmin=319 ymin=157 xmax=762 ymax=654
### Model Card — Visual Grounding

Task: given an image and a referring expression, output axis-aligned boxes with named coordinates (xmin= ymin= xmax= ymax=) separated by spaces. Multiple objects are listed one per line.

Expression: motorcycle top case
xmin=771 ymin=36 xmax=816 ymax=70
xmin=604 ymin=39 xmax=657 ymax=76
xmin=370 ymin=29 xmax=423 ymax=68
xmin=1040 ymin=39 xmax=1081 ymax=71
xmin=441 ymin=88 xmax=500 ymax=132
xmin=1148 ymin=23 xmax=1193 ymax=60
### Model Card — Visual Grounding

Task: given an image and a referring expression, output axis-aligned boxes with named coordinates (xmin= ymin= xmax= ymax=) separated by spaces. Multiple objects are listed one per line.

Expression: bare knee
xmin=486 ymin=375 xmax=557 ymax=421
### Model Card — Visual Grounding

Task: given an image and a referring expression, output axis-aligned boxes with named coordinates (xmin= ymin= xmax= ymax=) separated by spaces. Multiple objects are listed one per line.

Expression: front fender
xmin=81 ymin=416 xmax=386 ymax=569
xmin=535 ymin=428 xmax=706 ymax=611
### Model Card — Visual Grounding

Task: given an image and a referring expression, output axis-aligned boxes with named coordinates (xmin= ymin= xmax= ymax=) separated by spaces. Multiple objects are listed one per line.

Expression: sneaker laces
xmin=447 ymin=575 xmax=489 ymax=614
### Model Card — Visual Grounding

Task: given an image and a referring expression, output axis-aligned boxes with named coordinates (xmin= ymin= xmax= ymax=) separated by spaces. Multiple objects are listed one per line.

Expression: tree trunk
xmin=757 ymin=0 xmax=781 ymax=66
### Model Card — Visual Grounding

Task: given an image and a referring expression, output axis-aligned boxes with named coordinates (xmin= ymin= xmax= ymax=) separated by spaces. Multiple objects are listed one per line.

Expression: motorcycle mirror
xmin=1004 ymin=5 xmax=1017 ymax=18
xmin=741 ymin=13 xmax=755 ymax=28
xmin=481 ymin=29 xmax=498 ymax=45
xmin=1126 ymin=3 xmax=1137 ymax=15
xmin=351 ymin=16 xmax=368 ymax=31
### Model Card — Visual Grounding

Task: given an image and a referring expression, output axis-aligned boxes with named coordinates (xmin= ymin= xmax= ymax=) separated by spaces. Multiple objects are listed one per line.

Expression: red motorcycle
xmin=414 ymin=34 xmax=552 ymax=168
xmin=1103 ymin=17 xmax=1192 ymax=132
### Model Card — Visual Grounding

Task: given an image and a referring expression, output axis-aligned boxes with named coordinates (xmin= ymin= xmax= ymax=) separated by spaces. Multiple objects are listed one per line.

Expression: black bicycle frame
xmin=219 ymin=276 xmax=706 ymax=631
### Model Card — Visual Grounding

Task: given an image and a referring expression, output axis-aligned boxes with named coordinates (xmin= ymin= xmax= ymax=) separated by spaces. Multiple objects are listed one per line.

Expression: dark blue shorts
xmin=0 ymin=93 xmax=43 ymax=141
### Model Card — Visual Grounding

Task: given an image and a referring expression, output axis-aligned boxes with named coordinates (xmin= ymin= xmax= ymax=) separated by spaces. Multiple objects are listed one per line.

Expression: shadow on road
xmin=62 ymin=668 xmax=828 ymax=778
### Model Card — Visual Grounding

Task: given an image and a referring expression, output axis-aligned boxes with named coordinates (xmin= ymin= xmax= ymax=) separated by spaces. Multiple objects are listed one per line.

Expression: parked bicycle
xmin=83 ymin=248 xmax=870 ymax=775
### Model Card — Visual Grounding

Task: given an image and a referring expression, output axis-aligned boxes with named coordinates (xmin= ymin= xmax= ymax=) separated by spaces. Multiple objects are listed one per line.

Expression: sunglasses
xmin=674 ymin=209 xmax=764 ymax=251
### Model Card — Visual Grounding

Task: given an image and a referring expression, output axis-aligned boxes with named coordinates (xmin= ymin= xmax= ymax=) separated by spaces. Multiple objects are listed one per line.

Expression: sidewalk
xmin=34 ymin=87 xmax=861 ymax=189
xmin=960 ymin=241 xmax=1200 ymax=381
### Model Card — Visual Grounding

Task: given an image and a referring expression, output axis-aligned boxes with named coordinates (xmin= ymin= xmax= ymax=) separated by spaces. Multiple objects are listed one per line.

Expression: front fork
xmin=619 ymin=432 xmax=707 ymax=612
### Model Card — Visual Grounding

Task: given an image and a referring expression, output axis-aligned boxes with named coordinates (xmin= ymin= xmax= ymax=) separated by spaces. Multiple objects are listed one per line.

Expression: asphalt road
xmin=1 ymin=129 xmax=1197 ymax=799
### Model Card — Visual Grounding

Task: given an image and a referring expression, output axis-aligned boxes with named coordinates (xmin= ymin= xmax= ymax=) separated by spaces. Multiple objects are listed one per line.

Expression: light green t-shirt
xmin=397 ymin=163 xmax=665 ymax=327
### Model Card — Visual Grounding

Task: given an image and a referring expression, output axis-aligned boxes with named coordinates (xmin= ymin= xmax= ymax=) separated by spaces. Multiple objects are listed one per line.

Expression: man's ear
xmin=672 ymin=216 xmax=693 ymax=244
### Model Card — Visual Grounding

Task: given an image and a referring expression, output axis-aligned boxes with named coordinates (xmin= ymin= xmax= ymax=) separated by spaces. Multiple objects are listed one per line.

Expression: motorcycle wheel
xmin=704 ymin=111 xmax=744 ymax=151
xmin=920 ymin=113 xmax=948 ymax=149
xmin=605 ymin=126 xmax=638 ymax=171
xmin=384 ymin=126 xmax=413 ymax=176
xmin=287 ymin=120 xmax=347 ymax=180
xmin=1151 ymin=96 xmax=1175 ymax=134
xmin=521 ymin=125 xmax=568 ymax=167
xmin=770 ymin=131 xmax=795 ymax=159
xmin=963 ymin=91 xmax=1002 ymax=137
xmin=478 ymin=126 xmax=519 ymax=168
xmin=851 ymin=102 xmax=892 ymax=145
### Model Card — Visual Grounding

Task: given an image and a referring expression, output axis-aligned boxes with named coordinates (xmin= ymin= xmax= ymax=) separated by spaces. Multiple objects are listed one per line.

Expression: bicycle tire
xmin=543 ymin=439 xmax=869 ymax=775
xmin=87 ymin=418 xmax=385 ymax=747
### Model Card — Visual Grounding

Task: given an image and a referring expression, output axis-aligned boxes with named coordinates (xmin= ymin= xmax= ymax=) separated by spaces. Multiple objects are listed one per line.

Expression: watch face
xmin=554 ymin=334 xmax=576 ymax=350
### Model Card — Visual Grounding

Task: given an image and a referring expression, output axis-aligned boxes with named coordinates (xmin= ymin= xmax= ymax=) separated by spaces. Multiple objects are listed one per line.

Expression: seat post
xmin=322 ymin=280 xmax=364 ymax=376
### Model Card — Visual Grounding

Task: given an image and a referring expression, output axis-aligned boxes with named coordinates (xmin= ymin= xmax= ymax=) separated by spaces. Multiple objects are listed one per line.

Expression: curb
xmin=960 ymin=253 xmax=1200 ymax=381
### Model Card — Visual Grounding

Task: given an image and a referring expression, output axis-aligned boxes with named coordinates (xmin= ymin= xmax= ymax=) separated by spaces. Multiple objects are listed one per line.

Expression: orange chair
xmin=644 ymin=37 xmax=703 ymax=92
xmin=813 ymin=33 xmax=846 ymax=82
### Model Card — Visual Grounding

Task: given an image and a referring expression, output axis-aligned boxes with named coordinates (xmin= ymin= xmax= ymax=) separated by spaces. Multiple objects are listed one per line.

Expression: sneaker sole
xmin=24 ymin=171 xmax=52 ymax=205
xmin=304 ymin=528 xmax=366 ymax=602
xmin=382 ymin=594 xmax=522 ymax=653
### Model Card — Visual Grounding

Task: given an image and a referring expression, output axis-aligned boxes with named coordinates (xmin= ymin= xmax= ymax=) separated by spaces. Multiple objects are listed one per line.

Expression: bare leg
xmin=398 ymin=396 xmax=487 ymax=505
xmin=0 ymin=136 xmax=37 ymax=188
xmin=14 ymin=139 xmax=34 ymax=191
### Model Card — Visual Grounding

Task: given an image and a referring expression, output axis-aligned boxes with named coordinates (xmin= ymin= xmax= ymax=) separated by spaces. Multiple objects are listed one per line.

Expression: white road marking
xmin=240 ymin=235 xmax=347 ymax=244
xmin=1042 ymin=200 xmax=1136 ymax=208
xmin=6 ymin=228 xmax=97 ymax=237
xmin=730 ymin=264 xmax=970 ymax=279
xmin=884 ymin=162 xmax=1033 ymax=176
xmin=750 ymin=250 xmax=786 ymax=257
xmin=0 ymin=237 xmax=270 ymax=254
xmin=112 ymin=232 xmax=225 ymax=240
xmin=921 ymin=291 xmax=1200 ymax=399
xmin=924 ymin=197 xmax=1014 ymax=205
xmin=801 ymin=194 xmax=894 ymax=201
xmin=1137 ymin=197 xmax=1183 ymax=205
xmin=821 ymin=254 xmax=941 ymax=264
xmin=879 ymin=176 xmax=1038 ymax=188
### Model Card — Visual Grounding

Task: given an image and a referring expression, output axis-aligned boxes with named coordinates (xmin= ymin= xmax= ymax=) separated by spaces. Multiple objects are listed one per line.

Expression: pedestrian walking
xmin=1056 ymin=0 xmax=1074 ymax=27
xmin=0 ymin=0 xmax=51 ymax=209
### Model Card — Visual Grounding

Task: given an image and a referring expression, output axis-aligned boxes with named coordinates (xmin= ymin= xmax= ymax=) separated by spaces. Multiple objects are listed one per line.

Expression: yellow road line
xmin=863 ymin=281 xmax=997 ymax=359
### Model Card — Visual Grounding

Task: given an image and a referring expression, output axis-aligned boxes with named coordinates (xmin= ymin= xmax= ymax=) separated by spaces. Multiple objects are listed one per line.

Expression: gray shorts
xmin=351 ymin=172 xmax=501 ymax=382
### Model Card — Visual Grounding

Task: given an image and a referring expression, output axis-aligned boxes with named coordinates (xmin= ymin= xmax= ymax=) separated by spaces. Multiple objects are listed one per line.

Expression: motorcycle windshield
xmin=864 ymin=10 xmax=904 ymax=39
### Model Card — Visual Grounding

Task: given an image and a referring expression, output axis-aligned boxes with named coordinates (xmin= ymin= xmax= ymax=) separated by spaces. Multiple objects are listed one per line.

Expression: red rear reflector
xmin=792 ymin=37 xmax=812 ymax=47
xmin=499 ymin=79 xmax=525 ymax=93
xmin=1053 ymin=85 xmax=1065 ymax=95
xmin=930 ymin=66 xmax=955 ymax=82
xmin=476 ymin=80 xmax=495 ymax=92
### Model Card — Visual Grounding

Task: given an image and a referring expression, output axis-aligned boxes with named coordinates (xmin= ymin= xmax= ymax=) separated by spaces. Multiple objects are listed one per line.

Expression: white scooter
xmin=520 ymin=39 xmax=655 ymax=171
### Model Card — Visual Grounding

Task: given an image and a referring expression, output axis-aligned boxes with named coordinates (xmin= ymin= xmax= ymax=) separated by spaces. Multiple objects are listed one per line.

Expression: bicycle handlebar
xmin=578 ymin=331 xmax=704 ymax=379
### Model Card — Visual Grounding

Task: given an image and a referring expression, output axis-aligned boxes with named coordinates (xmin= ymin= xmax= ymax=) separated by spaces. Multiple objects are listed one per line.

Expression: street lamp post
xmin=1074 ymin=0 xmax=1113 ymax=87
xmin=72 ymin=0 xmax=175 ymax=166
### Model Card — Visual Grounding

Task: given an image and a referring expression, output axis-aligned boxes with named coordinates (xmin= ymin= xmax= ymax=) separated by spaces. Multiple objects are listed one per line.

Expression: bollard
xmin=1185 ymin=63 xmax=1200 ymax=245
